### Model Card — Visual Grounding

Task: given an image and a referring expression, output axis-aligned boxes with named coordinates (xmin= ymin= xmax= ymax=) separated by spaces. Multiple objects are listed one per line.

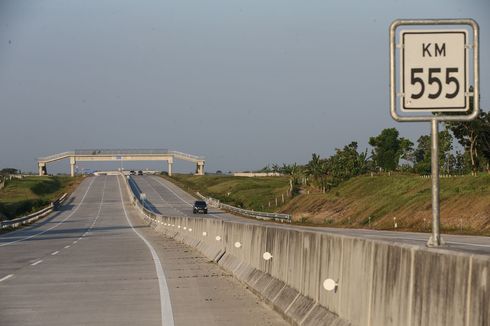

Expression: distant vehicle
xmin=193 ymin=201 xmax=208 ymax=214
xmin=129 ymin=170 xmax=136 ymax=175
xmin=137 ymin=170 xmax=143 ymax=175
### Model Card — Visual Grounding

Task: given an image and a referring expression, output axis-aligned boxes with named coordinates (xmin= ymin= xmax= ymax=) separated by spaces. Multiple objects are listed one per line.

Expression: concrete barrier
xmin=123 ymin=175 xmax=490 ymax=326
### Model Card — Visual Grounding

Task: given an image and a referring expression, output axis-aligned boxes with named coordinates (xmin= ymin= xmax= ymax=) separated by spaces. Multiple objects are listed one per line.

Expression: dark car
xmin=193 ymin=200 xmax=208 ymax=214
xmin=137 ymin=170 xmax=143 ymax=176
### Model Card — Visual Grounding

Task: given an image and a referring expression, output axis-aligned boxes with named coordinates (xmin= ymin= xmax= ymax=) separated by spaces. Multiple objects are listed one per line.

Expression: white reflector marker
xmin=263 ymin=252 xmax=273 ymax=260
xmin=323 ymin=279 xmax=338 ymax=292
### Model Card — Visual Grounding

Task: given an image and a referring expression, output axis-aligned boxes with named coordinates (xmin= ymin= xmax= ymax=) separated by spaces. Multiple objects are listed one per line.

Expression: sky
xmin=0 ymin=0 xmax=489 ymax=174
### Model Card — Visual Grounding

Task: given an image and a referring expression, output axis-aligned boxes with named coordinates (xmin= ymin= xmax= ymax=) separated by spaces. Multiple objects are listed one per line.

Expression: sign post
xmin=390 ymin=19 xmax=479 ymax=247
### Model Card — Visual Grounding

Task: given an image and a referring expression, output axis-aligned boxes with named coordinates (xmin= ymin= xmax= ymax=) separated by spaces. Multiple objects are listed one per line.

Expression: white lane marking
xmin=0 ymin=178 xmax=96 ymax=247
xmin=358 ymin=233 xmax=490 ymax=249
xmin=150 ymin=176 xmax=193 ymax=206
xmin=137 ymin=177 xmax=184 ymax=216
xmin=117 ymin=176 xmax=174 ymax=326
xmin=64 ymin=245 xmax=71 ymax=249
xmin=446 ymin=241 xmax=490 ymax=249
xmin=51 ymin=251 xmax=59 ymax=256
xmin=0 ymin=274 xmax=14 ymax=282
xmin=73 ymin=240 xmax=78 ymax=244
xmin=31 ymin=260 xmax=43 ymax=266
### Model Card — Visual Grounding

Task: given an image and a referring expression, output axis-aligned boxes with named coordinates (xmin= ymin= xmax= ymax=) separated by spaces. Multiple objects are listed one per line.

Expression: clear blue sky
xmin=0 ymin=0 xmax=488 ymax=173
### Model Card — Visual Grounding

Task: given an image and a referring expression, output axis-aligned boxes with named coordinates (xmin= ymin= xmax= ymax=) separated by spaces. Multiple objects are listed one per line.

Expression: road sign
xmin=389 ymin=19 xmax=480 ymax=247
xmin=401 ymin=30 xmax=468 ymax=112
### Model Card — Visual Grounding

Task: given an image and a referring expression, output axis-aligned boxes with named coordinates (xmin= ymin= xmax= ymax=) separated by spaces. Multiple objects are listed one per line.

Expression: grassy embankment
xmin=167 ymin=173 xmax=490 ymax=236
xmin=0 ymin=176 xmax=83 ymax=220
xmin=167 ymin=174 xmax=292 ymax=212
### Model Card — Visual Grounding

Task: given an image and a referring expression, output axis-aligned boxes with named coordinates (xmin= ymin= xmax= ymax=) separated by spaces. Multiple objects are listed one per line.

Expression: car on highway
xmin=137 ymin=170 xmax=143 ymax=175
xmin=193 ymin=200 xmax=208 ymax=214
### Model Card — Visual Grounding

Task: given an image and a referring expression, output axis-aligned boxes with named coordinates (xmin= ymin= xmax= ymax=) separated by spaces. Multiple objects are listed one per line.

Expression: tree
xmin=447 ymin=87 xmax=490 ymax=174
xmin=327 ymin=142 xmax=370 ymax=184
xmin=0 ymin=168 xmax=19 ymax=175
xmin=368 ymin=128 xmax=413 ymax=171
xmin=413 ymin=135 xmax=431 ymax=174
xmin=413 ymin=130 xmax=454 ymax=174
xmin=306 ymin=153 xmax=327 ymax=190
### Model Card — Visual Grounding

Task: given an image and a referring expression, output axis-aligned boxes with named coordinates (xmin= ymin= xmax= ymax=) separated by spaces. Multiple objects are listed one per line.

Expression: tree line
xmin=260 ymin=109 xmax=490 ymax=192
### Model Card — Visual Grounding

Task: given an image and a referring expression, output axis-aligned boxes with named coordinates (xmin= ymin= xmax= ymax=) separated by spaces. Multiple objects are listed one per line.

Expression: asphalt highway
xmin=0 ymin=175 xmax=287 ymax=326
xmin=132 ymin=175 xmax=490 ymax=256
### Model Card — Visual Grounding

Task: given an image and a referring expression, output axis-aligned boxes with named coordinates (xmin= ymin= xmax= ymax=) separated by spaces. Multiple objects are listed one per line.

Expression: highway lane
xmin=132 ymin=175 xmax=490 ymax=256
xmin=0 ymin=175 xmax=287 ymax=326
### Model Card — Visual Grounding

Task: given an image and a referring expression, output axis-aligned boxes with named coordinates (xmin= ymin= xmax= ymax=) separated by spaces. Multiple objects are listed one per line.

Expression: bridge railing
xmin=168 ymin=151 xmax=205 ymax=161
xmin=196 ymin=192 xmax=291 ymax=223
xmin=74 ymin=149 xmax=170 ymax=156
xmin=38 ymin=151 xmax=75 ymax=162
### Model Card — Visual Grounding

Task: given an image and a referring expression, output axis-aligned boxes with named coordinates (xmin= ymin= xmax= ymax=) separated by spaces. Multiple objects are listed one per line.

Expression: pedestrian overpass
xmin=37 ymin=149 xmax=205 ymax=177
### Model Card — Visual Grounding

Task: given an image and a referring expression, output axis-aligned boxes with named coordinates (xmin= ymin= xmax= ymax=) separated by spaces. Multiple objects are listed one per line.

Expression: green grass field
xmin=0 ymin=176 xmax=83 ymax=220
xmin=167 ymin=174 xmax=292 ymax=212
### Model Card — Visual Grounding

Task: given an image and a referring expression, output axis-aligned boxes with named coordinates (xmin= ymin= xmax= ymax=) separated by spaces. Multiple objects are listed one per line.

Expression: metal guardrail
xmin=196 ymin=192 xmax=291 ymax=223
xmin=0 ymin=193 xmax=68 ymax=230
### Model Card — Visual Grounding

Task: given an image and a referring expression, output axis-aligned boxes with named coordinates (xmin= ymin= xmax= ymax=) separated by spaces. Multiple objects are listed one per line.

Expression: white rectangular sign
xmin=401 ymin=30 xmax=468 ymax=112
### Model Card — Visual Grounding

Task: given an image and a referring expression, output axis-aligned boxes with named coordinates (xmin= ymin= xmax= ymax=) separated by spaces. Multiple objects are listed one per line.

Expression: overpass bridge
xmin=37 ymin=149 xmax=205 ymax=177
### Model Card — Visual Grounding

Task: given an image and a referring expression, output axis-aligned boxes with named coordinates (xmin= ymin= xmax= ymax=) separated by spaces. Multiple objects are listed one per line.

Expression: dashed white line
xmin=31 ymin=260 xmax=43 ymax=266
xmin=0 ymin=274 xmax=14 ymax=282
xmin=64 ymin=245 xmax=71 ymax=249
xmin=51 ymin=251 xmax=59 ymax=256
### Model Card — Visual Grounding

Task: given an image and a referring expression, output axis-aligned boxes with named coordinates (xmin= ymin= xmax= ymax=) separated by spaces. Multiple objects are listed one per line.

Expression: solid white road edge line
xmin=0 ymin=274 xmax=14 ymax=282
xmin=150 ymin=176 xmax=193 ymax=207
xmin=0 ymin=177 xmax=96 ymax=247
xmin=117 ymin=176 xmax=174 ymax=326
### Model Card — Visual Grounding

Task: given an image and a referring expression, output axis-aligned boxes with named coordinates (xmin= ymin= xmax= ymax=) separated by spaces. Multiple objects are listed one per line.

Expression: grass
xmin=0 ymin=176 xmax=83 ymax=220
xmin=282 ymin=173 xmax=490 ymax=235
xmin=165 ymin=174 xmax=291 ymax=212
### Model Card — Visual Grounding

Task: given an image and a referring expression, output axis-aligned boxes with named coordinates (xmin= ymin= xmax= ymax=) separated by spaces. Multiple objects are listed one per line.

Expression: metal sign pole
xmin=390 ymin=19 xmax=479 ymax=247
xmin=428 ymin=119 xmax=442 ymax=246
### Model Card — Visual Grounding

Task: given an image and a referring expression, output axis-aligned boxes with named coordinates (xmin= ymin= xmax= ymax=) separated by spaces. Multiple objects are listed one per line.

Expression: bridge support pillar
xmin=70 ymin=157 xmax=76 ymax=177
xmin=195 ymin=161 xmax=205 ymax=176
xmin=168 ymin=161 xmax=173 ymax=177
xmin=38 ymin=163 xmax=47 ymax=176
